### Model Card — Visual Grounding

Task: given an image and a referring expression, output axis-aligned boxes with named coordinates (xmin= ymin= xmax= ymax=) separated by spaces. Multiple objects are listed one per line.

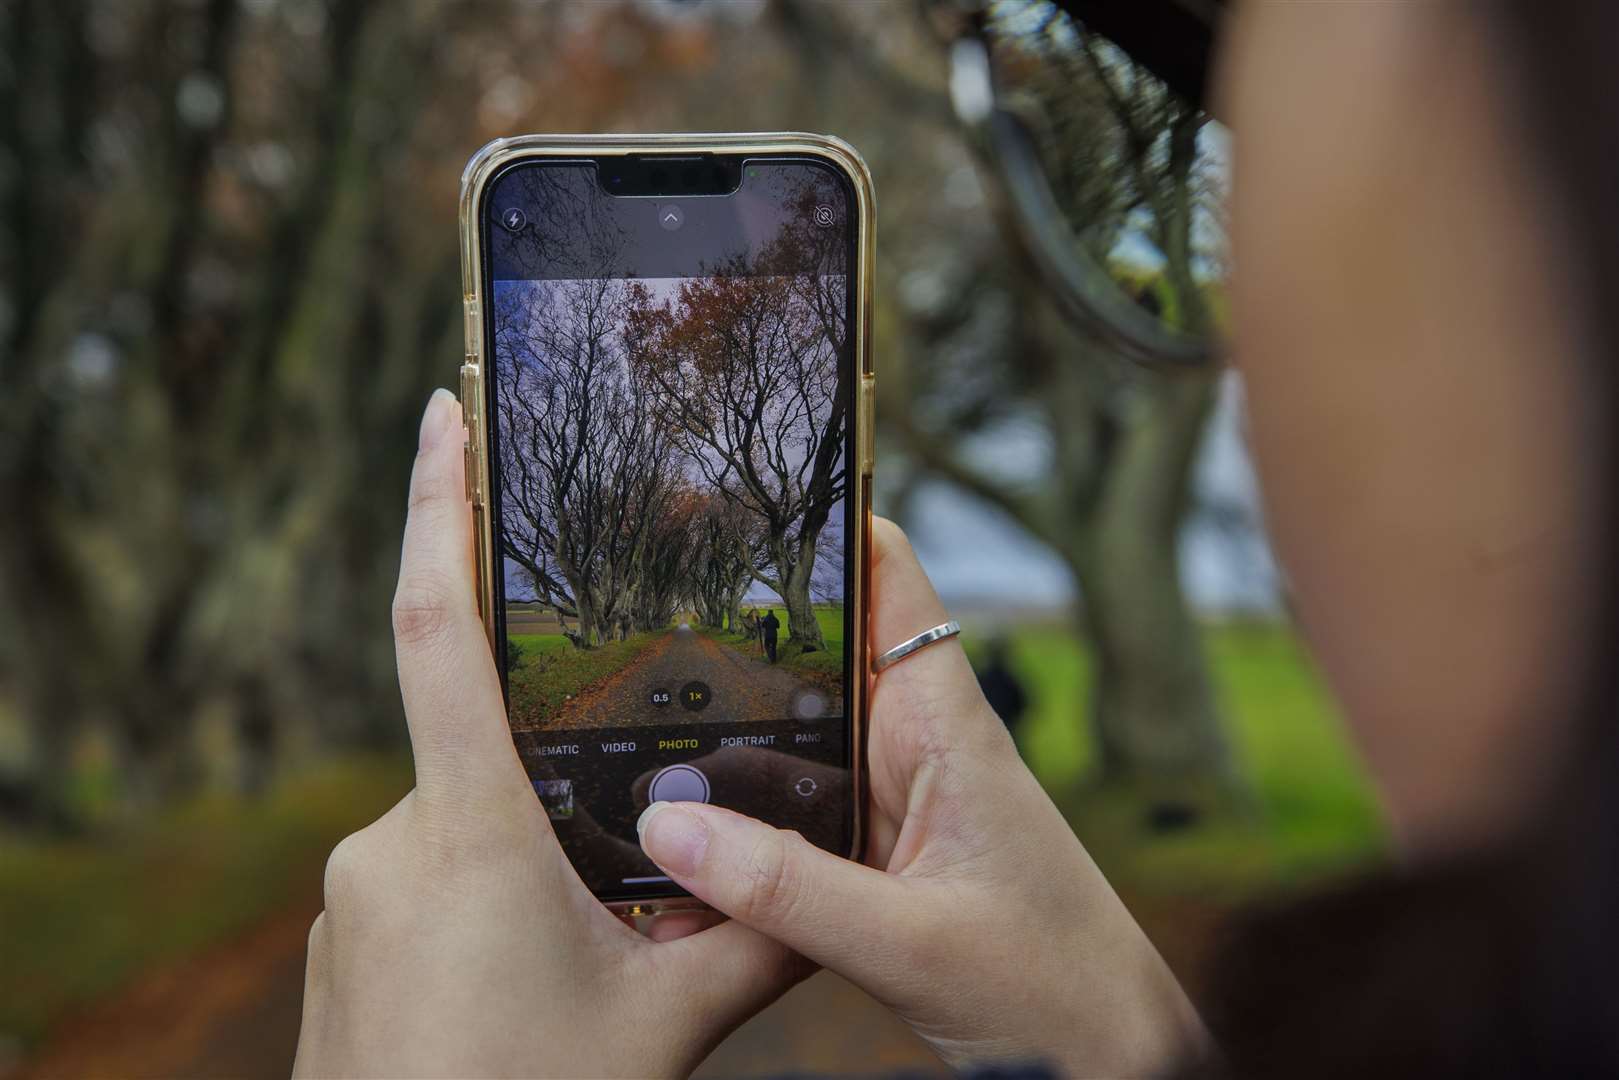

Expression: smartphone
xmin=457 ymin=134 xmax=874 ymax=913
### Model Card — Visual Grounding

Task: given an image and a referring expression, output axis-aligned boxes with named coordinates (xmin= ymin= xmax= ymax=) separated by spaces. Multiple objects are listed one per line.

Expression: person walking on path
xmin=760 ymin=610 xmax=780 ymax=663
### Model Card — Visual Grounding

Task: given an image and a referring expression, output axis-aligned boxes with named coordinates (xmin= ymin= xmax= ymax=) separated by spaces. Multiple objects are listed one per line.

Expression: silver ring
xmin=873 ymin=620 xmax=961 ymax=674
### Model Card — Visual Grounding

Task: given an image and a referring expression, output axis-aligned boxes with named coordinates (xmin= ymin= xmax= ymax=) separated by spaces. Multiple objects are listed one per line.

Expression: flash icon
xmin=501 ymin=207 xmax=527 ymax=232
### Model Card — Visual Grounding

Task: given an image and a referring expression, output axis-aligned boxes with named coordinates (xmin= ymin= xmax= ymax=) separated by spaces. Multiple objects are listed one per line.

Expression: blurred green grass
xmin=979 ymin=620 xmax=1388 ymax=899
xmin=0 ymin=755 xmax=413 ymax=1045
xmin=0 ymin=619 xmax=1382 ymax=1049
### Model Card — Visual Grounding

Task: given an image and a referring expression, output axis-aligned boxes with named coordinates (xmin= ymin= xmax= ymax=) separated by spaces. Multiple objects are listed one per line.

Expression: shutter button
xmin=647 ymin=764 xmax=710 ymax=804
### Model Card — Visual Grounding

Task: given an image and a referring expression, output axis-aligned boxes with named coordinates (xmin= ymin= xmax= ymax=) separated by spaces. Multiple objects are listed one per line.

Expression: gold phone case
xmin=456 ymin=133 xmax=875 ymax=915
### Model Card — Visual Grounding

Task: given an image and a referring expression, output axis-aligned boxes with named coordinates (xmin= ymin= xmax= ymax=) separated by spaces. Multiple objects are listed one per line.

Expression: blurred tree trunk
xmin=0 ymin=0 xmax=460 ymax=823
xmin=1069 ymin=373 xmax=1223 ymax=783
xmin=879 ymin=29 xmax=1237 ymax=797
xmin=897 ymin=350 xmax=1226 ymax=791
xmin=0 ymin=0 xmax=96 ymax=825
xmin=1068 ymin=79 xmax=1229 ymax=787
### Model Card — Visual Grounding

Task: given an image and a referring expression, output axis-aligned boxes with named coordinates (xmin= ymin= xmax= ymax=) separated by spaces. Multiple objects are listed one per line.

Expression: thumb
xmin=636 ymin=801 xmax=919 ymax=975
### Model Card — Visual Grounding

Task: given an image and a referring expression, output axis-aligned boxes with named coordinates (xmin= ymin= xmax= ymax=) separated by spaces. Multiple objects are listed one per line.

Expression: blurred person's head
xmin=1220 ymin=1 xmax=1611 ymax=855
xmin=1204 ymin=2 xmax=1619 ymax=1073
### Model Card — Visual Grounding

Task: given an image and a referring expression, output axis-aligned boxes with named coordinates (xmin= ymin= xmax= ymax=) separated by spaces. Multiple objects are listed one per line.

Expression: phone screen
xmin=479 ymin=155 xmax=857 ymax=903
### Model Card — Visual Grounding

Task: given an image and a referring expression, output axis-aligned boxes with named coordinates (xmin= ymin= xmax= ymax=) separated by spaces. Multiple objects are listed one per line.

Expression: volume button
xmin=859 ymin=374 xmax=876 ymax=474
xmin=460 ymin=362 xmax=482 ymax=507
xmin=463 ymin=439 xmax=475 ymax=504
xmin=464 ymin=298 xmax=481 ymax=360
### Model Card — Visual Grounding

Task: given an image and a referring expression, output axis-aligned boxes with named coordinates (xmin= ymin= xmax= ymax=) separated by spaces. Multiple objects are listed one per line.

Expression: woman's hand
xmin=293 ymin=390 xmax=801 ymax=1078
xmin=637 ymin=518 xmax=1210 ymax=1077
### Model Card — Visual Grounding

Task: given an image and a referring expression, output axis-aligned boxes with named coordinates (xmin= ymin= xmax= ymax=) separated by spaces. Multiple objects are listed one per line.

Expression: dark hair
xmin=1191 ymin=4 xmax=1619 ymax=1076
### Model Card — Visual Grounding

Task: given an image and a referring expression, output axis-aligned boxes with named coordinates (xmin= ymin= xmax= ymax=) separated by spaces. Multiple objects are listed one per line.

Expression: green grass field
xmin=705 ymin=605 xmax=844 ymax=680
xmin=504 ymin=631 xmax=662 ymax=726
xmin=972 ymin=619 xmax=1388 ymax=899
xmin=507 ymin=633 xmax=574 ymax=661
xmin=0 ymin=755 xmax=413 ymax=1046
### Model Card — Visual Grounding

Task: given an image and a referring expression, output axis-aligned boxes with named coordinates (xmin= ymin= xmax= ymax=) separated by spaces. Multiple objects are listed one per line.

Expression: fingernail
xmin=419 ymin=387 xmax=458 ymax=452
xmin=636 ymin=801 xmax=710 ymax=877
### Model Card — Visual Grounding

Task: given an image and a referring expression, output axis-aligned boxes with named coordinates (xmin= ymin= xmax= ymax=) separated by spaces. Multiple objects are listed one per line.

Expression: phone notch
xmin=597 ymin=154 xmax=743 ymax=198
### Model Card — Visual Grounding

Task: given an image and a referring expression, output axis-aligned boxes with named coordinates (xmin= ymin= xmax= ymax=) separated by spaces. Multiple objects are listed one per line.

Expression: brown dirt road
xmin=14 ymin=891 xmax=320 ymax=1079
xmin=546 ymin=623 xmax=842 ymax=731
xmin=14 ymin=879 xmax=1222 ymax=1078
xmin=14 ymin=875 xmax=941 ymax=1078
